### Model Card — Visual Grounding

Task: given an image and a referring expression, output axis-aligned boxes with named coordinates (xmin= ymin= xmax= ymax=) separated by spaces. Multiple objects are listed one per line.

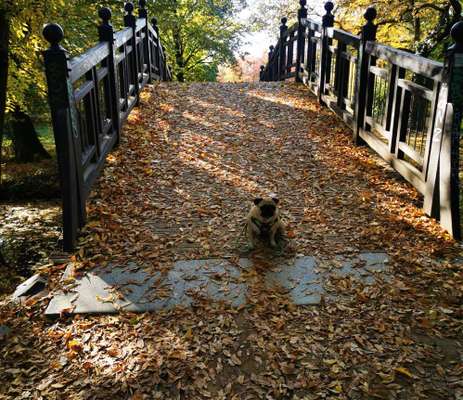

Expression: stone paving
xmin=45 ymin=252 xmax=389 ymax=315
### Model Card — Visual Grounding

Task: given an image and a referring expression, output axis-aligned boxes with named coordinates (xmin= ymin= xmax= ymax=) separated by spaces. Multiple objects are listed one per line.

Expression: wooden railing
xmin=261 ymin=0 xmax=463 ymax=240
xmin=43 ymin=1 xmax=171 ymax=251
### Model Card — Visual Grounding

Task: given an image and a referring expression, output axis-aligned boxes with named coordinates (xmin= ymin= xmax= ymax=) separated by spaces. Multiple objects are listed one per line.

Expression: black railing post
xmin=279 ymin=17 xmax=288 ymax=80
xmin=353 ymin=7 xmax=377 ymax=145
xmin=161 ymin=44 xmax=168 ymax=80
xmin=151 ymin=18 xmax=162 ymax=79
xmin=260 ymin=65 xmax=265 ymax=81
xmin=268 ymin=45 xmax=275 ymax=81
xmin=139 ymin=0 xmax=152 ymax=83
xmin=318 ymin=1 xmax=334 ymax=103
xmin=124 ymin=2 xmax=140 ymax=103
xmin=424 ymin=21 xmax=463 ymax=237
xmin=296 ymin=0 xmax=308 ymax=83
xmin=42 ymin=24 xmax=85 ymax=251
xmin=98 ymin=7 xmax=121 ymax=143
xmin=440 ymin=22 xmax=463 ymax=239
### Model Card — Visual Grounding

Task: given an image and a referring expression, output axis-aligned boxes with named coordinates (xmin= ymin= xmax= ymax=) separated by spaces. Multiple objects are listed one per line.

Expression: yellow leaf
xmin=395 ymin=367 xmax=413 ymax=379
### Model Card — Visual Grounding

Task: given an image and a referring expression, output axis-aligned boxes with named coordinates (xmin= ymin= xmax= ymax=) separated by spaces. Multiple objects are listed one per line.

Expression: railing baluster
xmin=98 ymin=7 xmax=121 ymax=143
xmin=268 ymin=45 xmax=275 ymax=81
xmin=296 ymin=0 xmax=307 ymax=83
xmin=353 ymin=7 xmax=377 ymax=144
xmin=124 ymin=2 xmax=140 ymax=104
xmin=425 ymin=22 xmax=463 ymax=237
xmin=279 ymin=18 xmax=288 ymax=80
xmin=139 ymin=0 xmax=152 ymax=84
xmin=318 ymin=2 xmax=334 ymax=104
xmin=43 ymin=24 xmax=86 ymax=251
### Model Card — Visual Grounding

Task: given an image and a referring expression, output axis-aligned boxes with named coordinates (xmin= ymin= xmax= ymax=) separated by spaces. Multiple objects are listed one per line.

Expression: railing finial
xmin=269 ymin=45 xmax=274 ymax=52
xmin=124 ymin=2 xmax=135 ymax=15
xmin=280 ymin=17 xmax=288 ymax=38
xmin=322 ymin=1 xmax=334 ymax=28
xmin=139 ymin=0 xmax=147 ymax=18
xmin=450 ymin=21 xmax=463 ymax=53
xmin=298 ymin=0 xmax=308 ymax=22
xmin=98 ymin=8 xmax=113 ymax=42
xmin=362 ymin=7 xmax=377 ymax=42
xmin=98 ymin=7 xmax=112 ymax=24
xmin=43 ymin=23 xmax=65 ymax=49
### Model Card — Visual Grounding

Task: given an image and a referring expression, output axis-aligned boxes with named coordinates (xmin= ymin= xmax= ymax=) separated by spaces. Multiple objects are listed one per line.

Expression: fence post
xmin=424 ymin=22 xmax=463 ymax=237
xmin=151 ymin=18 xmax=161 ymax=79
xmin=161 ymin=44 xmax=168 ymax=80
xmin=260 ymin=65 xmax=265 ymax=81
xmin=279 ymin=17 xmax=288 ymax=80
xmin=138 ymin=0 xmax=152 ymax=83
xmin=98 ymin=7 xmax=120 ymax=143
xmin=124 ymin=2 xmax=140 ymax=103
xmin=296 ymin=0 xmax=307 ymax=83
xmin=268 ymin=45 xmax=275 ymax=81
xmin=42 ymin=24 xmax=85 ymax=251
xmin=318 ymin=1 xmax=334 ymax=103
xmin=353 ymin=7 xmax=377 ymax=145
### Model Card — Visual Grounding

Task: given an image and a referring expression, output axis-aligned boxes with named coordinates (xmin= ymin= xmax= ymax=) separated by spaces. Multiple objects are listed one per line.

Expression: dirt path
xmin=0 ymin=82 xmax=462 ymax=399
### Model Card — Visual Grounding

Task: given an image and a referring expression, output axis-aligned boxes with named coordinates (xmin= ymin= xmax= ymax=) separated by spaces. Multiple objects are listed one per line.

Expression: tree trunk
xmin=173 ymin=28 xmax=185 ymax=82
xmin=0 ymin=8 xmax=10 ymax=184
xmin=10 ymin=108 xmax=51 ymax=163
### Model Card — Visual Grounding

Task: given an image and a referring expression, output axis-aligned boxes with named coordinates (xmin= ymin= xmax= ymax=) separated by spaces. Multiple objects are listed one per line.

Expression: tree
xmin=246 ymin=0 xmax=324 ymax=42
xmin=335 ymin=0 xmax=462 ymax=58
xmin=150 ymin=0 xmax=245 ymax=82
xmin=0 ymin=1 xmax=124 ymax=175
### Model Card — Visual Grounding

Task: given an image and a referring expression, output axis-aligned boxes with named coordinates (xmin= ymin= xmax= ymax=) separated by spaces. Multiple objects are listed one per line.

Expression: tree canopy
xmin=150 ymin=0 xmax=245 ymax=82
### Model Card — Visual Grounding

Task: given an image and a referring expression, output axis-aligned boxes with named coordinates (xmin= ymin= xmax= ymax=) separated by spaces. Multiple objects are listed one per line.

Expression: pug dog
xmin=246 ymin=197 xmax=284 ymax=249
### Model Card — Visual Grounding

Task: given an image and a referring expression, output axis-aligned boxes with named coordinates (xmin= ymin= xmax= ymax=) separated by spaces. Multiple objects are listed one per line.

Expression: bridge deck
xmin=86 ymin=81 xmax=448 ymax=262
xmin=10 ymin=82 xmax=462 ymax=399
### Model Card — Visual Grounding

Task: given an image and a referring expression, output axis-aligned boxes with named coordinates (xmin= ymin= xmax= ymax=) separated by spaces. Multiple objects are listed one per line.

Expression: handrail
xmin=42 ymin=2 xmax=172 ymax=251
xmin=260 ymin=0 xmax=463 ymax=240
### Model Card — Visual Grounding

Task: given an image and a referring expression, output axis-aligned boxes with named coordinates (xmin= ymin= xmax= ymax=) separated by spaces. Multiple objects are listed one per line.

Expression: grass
xmin=1 ymin=122 xmax=60 ymax=200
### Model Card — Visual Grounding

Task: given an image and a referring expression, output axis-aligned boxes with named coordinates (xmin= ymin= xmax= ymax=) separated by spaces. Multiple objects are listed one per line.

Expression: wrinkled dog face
xmin=254 ymin=197 xmax=279 ymax=219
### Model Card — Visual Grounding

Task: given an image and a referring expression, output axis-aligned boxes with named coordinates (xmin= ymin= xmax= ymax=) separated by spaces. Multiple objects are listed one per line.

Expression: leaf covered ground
xmin=1 ymin=82 xmax=462 ymax=399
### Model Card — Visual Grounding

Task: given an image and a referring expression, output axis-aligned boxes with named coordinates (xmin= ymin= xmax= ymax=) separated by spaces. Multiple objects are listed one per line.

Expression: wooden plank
xmin=135 ymin=18 xmax=145 ymax=33
xmin=398 ymin=141 xmax=424 ymax=165
xmin=398 ymin=79 xmax=434 ymax=101
xmin=74 ymin=80 xmax=94 ymax=102
xmin=366 ymin=42 xmax=443 ymax=80
xmin=114 ymin=28 xmax=133 ymax=47
xmin=69 ymin=43 xmax=109 ymax=83
xmin=359 ymin=129 xmax=425 ymax=194
xmin=369 ymin=65 xmax=388 ymax=79
xmin=331 ymin=28 xmax=360 ymax=47
xmin=365 ymin=116 xmax=391 ymax=141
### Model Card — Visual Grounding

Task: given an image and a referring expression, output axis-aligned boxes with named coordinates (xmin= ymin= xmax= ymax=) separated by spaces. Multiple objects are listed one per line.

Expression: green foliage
xmin=2 ymin=0 xmax=245 ymax=119
xmin=335 ymin=0 xmax=462 ymax=58
xmin=150 ymin=0 xmax=246 ymax=81
xmin=3 ymin=0 xmax=121 ymax=117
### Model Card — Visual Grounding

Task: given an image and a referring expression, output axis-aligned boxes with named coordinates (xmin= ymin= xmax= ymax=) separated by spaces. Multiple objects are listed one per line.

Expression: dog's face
xmin=253 ymin=197 xmax=279 ymax=219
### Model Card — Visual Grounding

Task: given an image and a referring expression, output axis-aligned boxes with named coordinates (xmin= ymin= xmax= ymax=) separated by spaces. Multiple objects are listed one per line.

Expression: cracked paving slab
xmin=45 ymin=252 xmax=389 ymax=315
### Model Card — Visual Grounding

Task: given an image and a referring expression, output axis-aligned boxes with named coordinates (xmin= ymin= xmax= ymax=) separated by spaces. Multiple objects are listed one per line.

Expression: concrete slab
xmin=12 ymin=274 xmax=47 ymax=301
xmin=265 ymin=256 xmax=323 ymax=305
xmin=45 ymin=253 xmax=390 ymax=315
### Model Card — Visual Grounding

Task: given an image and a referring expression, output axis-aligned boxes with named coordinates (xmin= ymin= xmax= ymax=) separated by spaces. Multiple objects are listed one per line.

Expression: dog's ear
xmin=272 ymin=197 xmax=279 ymax=205
xmin=253 ymin=198 xmax=263 ymax=206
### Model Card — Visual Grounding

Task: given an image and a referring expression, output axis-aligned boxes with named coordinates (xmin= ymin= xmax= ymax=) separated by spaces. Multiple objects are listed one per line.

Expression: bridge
xmin=2 ymin=1 xmax=463 ymax=399
xmin=38 ymin=0 xmax=463 ymax=310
